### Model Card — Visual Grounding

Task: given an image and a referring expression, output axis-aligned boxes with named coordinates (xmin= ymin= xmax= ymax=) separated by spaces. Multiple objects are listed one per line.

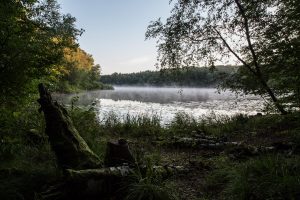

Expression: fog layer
xmin=55 ymin=86 xmax=263 ymax=124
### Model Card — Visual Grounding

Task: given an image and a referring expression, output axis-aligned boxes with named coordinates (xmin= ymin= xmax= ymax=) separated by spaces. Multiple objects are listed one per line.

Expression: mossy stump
xmin=37 ymin=83 xmax=101 ymax=170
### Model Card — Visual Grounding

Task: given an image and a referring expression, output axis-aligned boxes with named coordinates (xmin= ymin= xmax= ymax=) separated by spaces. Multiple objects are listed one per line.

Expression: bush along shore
xmin=1 ymin=87 xmax=300 ymax=200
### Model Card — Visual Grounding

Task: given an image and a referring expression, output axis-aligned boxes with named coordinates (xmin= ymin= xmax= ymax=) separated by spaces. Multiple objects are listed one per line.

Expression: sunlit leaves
xmin=0 ymin=0 xmax=82 ymax=105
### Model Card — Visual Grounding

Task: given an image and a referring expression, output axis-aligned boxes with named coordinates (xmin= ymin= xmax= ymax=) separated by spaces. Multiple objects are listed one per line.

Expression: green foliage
xmin=51 ymin=49 xmax=110 ymax=93
xmin=0 ymin=0 xmax=109 ymax=105
xmin=100 ymin=112 xmax=163 ymax=137
xmin=70 ymin=106 xmax=300 ymax=144
xmin=81 ymin=109 xmax=299 ymax=141
xmin=125 ymin=159 xmax=178 ymax=200
xmin=0 ymin=167 xmax=58 ymax=200
xmin=0 ymin=104 xmax=59 ymax=200
xmin=0 ymin=103 xmax=46 ymax=159
xmin=69 ymin=106 xmax=106 ymax=160
xmin=0 ymin=0 xmax=82 ymax=105
xmin=168 ymin=112 xmax=200 ymax=136
xmin=146 ymin=0 xmax=299 ymax=113
xmin=200 ymin=112 xmax=300 ymax=140
xmin=101 ymin=66 xmax=234 ymax=87
xmin=206 ymin=155 xmax=300 ymax=200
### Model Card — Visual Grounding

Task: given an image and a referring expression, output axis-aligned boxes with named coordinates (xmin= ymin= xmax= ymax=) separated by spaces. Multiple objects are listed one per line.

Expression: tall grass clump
xmin=122 ymin=113 xmax=162 ymax=137
xmin=168 ymin=112 xmax=200 ymax=136
xmin=100 ymin=111 xmax=163 ymax=137
xmin=101 ymin=110 xmax=123 ymax=133
xmin=167 ymin=112 xmax=253 ymax=138
xmin=206 ymin=155 xmax=300 ymax=200
xmin=124 ymin=159 xmax=178 ymax=200
xmin=69 ymin=106 xmax=107 ymax=160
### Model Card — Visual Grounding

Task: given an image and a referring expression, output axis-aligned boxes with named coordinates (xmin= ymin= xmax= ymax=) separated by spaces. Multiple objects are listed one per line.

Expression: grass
xmin=204 ymin=154 xmax=300 ymax=200
xmin=99 ymin=111 xmax=163 ymax=137
xmin=124 ymin=159 xmax=178 ymax=200
xmin=69 ymin=106 xmax=107 ymax=160
xmin=168 ymin=112 xmax=201 ymax=136
xmin=91 ymin=109 xmax=300 ymax=147
xmin=0 ymin=104 xmax=58 ymax=200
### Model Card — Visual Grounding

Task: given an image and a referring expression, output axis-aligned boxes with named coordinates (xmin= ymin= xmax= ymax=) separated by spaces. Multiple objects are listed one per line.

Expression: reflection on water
xmin=99 ymin=87 xmax=211 ymax=103
xmin=54 ymin=86 xmax=264 ymax=125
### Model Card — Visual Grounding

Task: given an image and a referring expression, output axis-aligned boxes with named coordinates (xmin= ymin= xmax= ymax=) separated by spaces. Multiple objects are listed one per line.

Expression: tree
xmin=146 ymin=0 xmax=300 ymax=114
xmin=0 ymin=0 xmax=82 ymax=105
xmin=50 ymin=46 xmax=104 ymax=92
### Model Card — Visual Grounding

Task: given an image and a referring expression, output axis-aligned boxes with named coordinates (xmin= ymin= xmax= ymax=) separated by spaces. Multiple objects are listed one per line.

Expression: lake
xmin=55 ymin=86 xmax=264 ymax=125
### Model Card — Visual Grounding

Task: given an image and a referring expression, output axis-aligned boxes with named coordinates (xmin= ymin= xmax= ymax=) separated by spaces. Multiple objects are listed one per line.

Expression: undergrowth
xmin=1 ymin=101 xmax=300 ymax=200
xmin=124 ymin=159 xmax=178 ymax=200
xmin=0 ymin=104 xmax=58 ymax=200
xmin=204 ymin=154 xmax=300 ymax=200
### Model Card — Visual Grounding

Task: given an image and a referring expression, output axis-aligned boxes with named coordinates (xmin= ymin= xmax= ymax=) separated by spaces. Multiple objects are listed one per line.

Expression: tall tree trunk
xmin=258 ymin=76 xmax=287 ymax=114
xmin=234 ymin=0 xmax=287 ymax=115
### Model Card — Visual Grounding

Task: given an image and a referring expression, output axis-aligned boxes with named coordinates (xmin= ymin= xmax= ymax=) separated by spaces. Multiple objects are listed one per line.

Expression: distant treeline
xmin=101 ymin=66 xmax=236 ymax=87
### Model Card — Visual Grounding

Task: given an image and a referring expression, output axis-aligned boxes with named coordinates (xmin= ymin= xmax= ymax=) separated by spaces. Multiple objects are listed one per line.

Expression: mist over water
xmin=97 ymin=87 xmax=212 ymax=103
xmin=55 ymin=86 xmax=264 ymax=125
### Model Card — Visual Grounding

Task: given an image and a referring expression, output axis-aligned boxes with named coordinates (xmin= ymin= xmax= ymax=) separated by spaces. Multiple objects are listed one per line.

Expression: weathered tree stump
xmin=104 ymin=139 xmax=135 ymax=167
xmin=37 ymin=83 xmax=101 ymax=170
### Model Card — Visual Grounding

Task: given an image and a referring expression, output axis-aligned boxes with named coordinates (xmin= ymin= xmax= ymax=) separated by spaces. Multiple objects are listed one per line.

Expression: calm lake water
xmin=55 ymin=86 xmax=264 ymax=125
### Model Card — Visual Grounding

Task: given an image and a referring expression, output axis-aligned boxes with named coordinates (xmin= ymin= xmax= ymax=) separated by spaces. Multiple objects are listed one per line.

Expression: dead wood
xmin=37 ymin=83 xmax=101 ymax=170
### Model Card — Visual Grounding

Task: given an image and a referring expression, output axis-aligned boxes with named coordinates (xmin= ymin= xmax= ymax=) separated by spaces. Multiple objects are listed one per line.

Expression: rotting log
xmin=65 ymin=165 xmax=187 ymax=181
xmin=165 ymin=135 xmax=296 ymax=159
xmin=37 ymin=83 xmax=101 ymax=170
xmin=170 ymin=136 xmax=226 ymax=149
xmin=62 ymin=164 xmax=188 ymax=197
xmin=65 ymin=166 xmax=133 ymax=181
xmin=39 ymin=165 xmax=188 ymax=200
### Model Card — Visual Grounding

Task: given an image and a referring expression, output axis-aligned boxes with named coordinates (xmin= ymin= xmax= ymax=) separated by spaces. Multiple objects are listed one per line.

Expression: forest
xmin=100 ymin=66 xmax=236 ymax=87
xmin=0 ymin=0 xmax=110 ymax=103
xmin=0 ymin=0 xmax=300 ymax=200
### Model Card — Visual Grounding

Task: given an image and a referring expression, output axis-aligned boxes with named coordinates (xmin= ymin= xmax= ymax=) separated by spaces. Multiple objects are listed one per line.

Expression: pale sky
xmin=57 ymin=0 xmax=173 ymax=75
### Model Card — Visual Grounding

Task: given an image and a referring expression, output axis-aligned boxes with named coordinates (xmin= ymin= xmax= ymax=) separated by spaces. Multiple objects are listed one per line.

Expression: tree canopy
xmin=146 ymin=0 xmax=300 ymax=113
xmin=0 ymin=0 xmax=82 ymax=104
xmin=50 ymin=46 xmax=108 ymax=92
xmin=0 ymin=0 xmax=109 ymax=105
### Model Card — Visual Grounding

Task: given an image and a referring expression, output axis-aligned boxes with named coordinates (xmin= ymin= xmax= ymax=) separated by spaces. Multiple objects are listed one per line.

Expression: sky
xmin=57 ymin=0 xmax=173 ymax=75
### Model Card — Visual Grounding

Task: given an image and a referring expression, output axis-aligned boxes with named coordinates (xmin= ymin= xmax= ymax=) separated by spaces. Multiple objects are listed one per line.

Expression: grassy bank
xmin=0 ymin=102 xmax=300 ymax=199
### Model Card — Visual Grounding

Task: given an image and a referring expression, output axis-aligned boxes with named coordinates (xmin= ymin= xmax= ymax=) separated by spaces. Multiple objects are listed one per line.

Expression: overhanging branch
xmin=234 ymin=0 xmax=261 ymax=74
xmin=213 ymin=27 xmax=257 ymax=75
